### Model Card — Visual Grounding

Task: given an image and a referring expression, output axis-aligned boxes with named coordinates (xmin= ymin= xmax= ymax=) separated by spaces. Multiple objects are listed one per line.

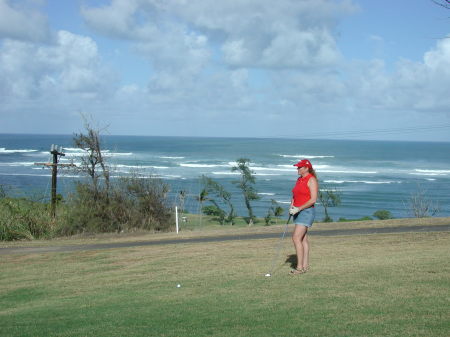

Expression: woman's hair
xmin=309 ymin=168 xmax=317 ymax=179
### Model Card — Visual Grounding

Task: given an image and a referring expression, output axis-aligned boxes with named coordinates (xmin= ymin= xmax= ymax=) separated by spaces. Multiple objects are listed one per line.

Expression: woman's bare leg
xmin=292 ymin=225 xmax=308 ymax=270
xmin=302 ymin=233 xmax=309 ymax=270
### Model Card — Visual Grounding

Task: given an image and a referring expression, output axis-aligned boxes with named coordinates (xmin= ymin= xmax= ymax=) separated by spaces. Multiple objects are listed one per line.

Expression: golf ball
xmin=176 ymin=284 xmax=181 ymax=288
xmin=265 ymin=273 xmax=271 ymax=277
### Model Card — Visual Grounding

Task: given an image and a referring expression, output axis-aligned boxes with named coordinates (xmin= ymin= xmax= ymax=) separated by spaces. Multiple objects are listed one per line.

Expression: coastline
xmin=1 ymin=133 xmax=450 ymax=220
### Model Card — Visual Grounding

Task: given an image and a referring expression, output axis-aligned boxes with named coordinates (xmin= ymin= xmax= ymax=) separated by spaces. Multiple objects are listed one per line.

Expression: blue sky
xmin=1 ymin=0 xmax=450 ymax=141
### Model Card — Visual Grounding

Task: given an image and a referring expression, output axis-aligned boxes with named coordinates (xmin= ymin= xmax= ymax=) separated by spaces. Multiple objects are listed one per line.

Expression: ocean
xmin=1 ymin=133 xmax=449 ymax=221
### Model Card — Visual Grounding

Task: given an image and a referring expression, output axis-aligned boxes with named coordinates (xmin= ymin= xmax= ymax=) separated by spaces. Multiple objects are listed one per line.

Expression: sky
xmin=1 ymin=0 xmax=450 ymax=141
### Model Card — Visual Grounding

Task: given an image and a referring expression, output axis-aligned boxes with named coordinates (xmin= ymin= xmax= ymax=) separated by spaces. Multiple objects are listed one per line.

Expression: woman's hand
xmin=289 ymin=205 xmax=301 ymax=215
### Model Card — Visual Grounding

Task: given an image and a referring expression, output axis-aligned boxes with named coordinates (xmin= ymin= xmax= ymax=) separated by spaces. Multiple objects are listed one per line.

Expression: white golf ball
xmin=177 ymin=284 xmax=181 ymax=288
xmin=265 ymin=273 xmax=271 ymax=277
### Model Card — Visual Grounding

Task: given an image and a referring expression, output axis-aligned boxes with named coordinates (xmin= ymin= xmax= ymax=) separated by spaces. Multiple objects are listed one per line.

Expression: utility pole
xmin=35 ymin=145 xmax=76 ymax=217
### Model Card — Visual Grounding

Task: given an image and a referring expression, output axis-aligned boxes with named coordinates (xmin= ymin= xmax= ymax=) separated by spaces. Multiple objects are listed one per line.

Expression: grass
xmin=1 ymin=227 xmax=449 ymax=336
xmin=1 ymin=215 xmax=449 ymax=249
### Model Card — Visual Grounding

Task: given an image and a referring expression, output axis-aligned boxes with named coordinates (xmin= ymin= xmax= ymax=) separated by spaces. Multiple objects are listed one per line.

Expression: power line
xmin=277 ymin=123 xmax=450 ymax=139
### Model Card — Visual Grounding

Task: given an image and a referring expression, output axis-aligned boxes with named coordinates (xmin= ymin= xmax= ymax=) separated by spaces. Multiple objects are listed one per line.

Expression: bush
xmin=119 ymin=175 xmax=173 ymax=231
xmin=0 ymin=198 xmax=54 ymax=241
xmin=202 ymin=205 xmax=226 ymax=225
xmin=0 ymin=175 xmax=174 ymax=240
xmin=323 ymin=215 xmax=334 ymax=222
xmin=58 ymin=175 xmax=173 ymax=236
xmin=57 ymin=123 xmax=174 ymax=235
xmin=0 ymin=184 xmax=6 ymax=198
xmin=264 ymin=200 xmax=284 ymax=226
xmin=373 ymin=210 xmax=393 ymax=220
xmin=405 ymin=185 xmax=440 ymax=218
xmin=264 ymin=213 xmax=273 ymax=226
xmin=338 ymin=216 xmax=372 ymax=222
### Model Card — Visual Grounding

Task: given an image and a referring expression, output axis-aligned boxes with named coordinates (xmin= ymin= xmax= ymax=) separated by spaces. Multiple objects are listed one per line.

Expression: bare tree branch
xmin=432 ymin=0 xmax=450 ymax=9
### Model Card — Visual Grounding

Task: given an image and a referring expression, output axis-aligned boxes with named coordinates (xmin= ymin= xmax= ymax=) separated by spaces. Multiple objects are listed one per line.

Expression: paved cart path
xmin=1 ymin=224 xmax=449 ymax=255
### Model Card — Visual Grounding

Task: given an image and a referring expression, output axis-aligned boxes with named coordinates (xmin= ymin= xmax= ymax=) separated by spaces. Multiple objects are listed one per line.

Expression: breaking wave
xmin=324 ymin=180 xmax=401 ymax=184
xmin=279 ymin=154 xmax=335 ymax=159
xmin=0 ymin=148 xmax=37 ymax=154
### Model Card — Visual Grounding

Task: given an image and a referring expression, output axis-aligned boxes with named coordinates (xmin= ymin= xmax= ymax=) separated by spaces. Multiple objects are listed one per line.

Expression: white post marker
xmin=175 ymin=206 xmax=179 ymax=234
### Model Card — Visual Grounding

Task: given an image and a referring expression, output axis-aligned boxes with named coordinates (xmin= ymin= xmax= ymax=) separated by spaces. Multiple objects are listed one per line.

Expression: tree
xmin=195 ymin=188 xmax=209 ymax=227
xmin=432 ymin=0 xmax=450 ymax=9
xmin=272 ymin=199 xmax=285 ymax=224
xmin=405 ymin=185 xmax=439 ymax=218
xmin=264 ymin=209 xmax=273 ymax=226
xmin=231 ymin=158 xmax=260 ymax=225
xmin=264 ymin=199 xmax=284 ymax=226
xmin=66 ymin=121 xmax=173 ymax=234
xmin=178 ymin=190 xmax=187 ymax=214
xmin=201 ymin=176 xmax=235 ymax=225
xmin=432 ymin=1 xmax=450 ymax=39
xmin=318 ymin=184 xmax=341 ymax=222
xmin=73 ymin=121 xmax=110 ymax=195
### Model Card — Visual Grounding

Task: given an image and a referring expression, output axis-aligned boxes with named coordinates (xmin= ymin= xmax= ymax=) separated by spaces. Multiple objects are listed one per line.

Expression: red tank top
xmin=292 ymin=174 xmax=315 ymax=207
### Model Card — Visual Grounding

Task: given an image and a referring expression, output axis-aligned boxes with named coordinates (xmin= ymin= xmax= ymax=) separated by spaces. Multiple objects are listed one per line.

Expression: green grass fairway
xmin=1 ymin=231 xmax=449 ymax=337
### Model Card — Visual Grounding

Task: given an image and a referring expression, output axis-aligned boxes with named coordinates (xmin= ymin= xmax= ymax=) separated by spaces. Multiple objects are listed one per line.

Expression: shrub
xmin=119 ymin=175 xmax=173 ymax=231
xmin=0 ymin=184 xmax=6 ymax=198
xmin=202 ymin=205 xmax=226 ymax=225
xmin=264 ymin=213 xmax=274 ymax=226
xmin=58 ymin=175 xmax=173 ymax=236
xmin=0 ymin=198 xmax=54 ymax=241
xmin=264 ymin=199 xmax=284 ymax=226
xmin=57 ymin=121 xmax=173 ymax=236
xmin=373 ymin=210 xmax=393 ymax=220
xmin=405 ymin=185 xmax=439 ymax=218
xmin=323 ymin=215 xmax=334 ymax=222
xmin=338 ymin=216 xmax=372 ymax=222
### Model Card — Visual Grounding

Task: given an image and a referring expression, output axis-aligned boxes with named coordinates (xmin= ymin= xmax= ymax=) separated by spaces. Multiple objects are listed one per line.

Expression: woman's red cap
xmin=293 ymin=159 xmax=312 ymax=169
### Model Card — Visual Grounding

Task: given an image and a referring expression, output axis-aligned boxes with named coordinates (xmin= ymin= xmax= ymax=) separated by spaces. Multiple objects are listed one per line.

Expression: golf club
xmin=265 ymin=213 xmax=292 ymax=277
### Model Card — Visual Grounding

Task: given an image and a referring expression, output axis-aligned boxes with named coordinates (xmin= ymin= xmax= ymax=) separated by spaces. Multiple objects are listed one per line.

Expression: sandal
xmin=289 ymin=268 xmax=306 ymax=275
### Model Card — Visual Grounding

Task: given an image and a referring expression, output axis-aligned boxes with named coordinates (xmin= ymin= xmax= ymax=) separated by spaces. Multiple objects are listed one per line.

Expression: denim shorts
xmin=293 ymin=207 xmax=315 ymax=227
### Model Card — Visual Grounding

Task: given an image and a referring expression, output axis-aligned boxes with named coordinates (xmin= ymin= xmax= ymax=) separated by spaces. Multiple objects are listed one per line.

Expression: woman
xmin=289 ymin=159 xmax=318 ymax=275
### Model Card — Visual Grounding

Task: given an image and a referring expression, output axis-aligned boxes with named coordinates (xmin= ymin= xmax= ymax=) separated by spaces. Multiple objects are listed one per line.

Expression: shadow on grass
xmin=285 ymin=254 xmax=297 ymax=269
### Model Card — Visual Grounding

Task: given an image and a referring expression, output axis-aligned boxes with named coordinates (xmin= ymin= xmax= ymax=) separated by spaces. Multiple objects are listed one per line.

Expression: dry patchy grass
xmin=1 ymin=216 xmax=449 ymax=250
xmin=1 ymin=230 xmax=449 ymax=336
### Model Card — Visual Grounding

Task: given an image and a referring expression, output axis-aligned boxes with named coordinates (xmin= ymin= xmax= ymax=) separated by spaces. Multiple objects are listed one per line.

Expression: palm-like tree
xmin=231 ymin=158 xmax=260 ymax=225
xmin=196 ymin=188 xmax=208 ymax=227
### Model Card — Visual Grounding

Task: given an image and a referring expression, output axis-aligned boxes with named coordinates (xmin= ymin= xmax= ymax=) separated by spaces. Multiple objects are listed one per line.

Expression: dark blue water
xmin=1 ymin=133 xmax=449 ymax=220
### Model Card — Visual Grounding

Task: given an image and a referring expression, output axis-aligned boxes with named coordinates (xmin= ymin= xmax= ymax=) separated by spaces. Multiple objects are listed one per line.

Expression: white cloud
xmin=75 ymin=0 xmax=355 ymax=124
xmin=81 ymin=0 xmax=153 ymax=40
xmin=345 ymin=38 xmax=450 ymax=113
xmin=1 ymin=0 xmax=449 ymax=140
xmin=168 ymin=0 xmax=355 ymax=68
xmin=424 ymin=38 xmax=450 ymax=71
xmin=222 ymin=39 xmax=249 ymax=65
xmin=82 ymin=0 xmax=213 ymax=97
xmin=0 ymin=30 xmax=116 ymax=103
xmin=272 ymin=69 xmax=346 ymax=106
xmin=260 ymin=28 xmax=340 ymax=68
xmin=81 ymin=0 xmax=355 ymax=69
xmin=0 ymin=0 xmax=49 ymax=42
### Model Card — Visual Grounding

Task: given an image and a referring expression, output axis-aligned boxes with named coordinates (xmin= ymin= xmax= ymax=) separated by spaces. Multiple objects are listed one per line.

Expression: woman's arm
xmin=300 ymin=177 xmax=318 ymax=210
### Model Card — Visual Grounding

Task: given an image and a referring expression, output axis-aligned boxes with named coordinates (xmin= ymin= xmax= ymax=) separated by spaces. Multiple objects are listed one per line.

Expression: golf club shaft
xmin=267 ymin=213 xmax=292 ymax=275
